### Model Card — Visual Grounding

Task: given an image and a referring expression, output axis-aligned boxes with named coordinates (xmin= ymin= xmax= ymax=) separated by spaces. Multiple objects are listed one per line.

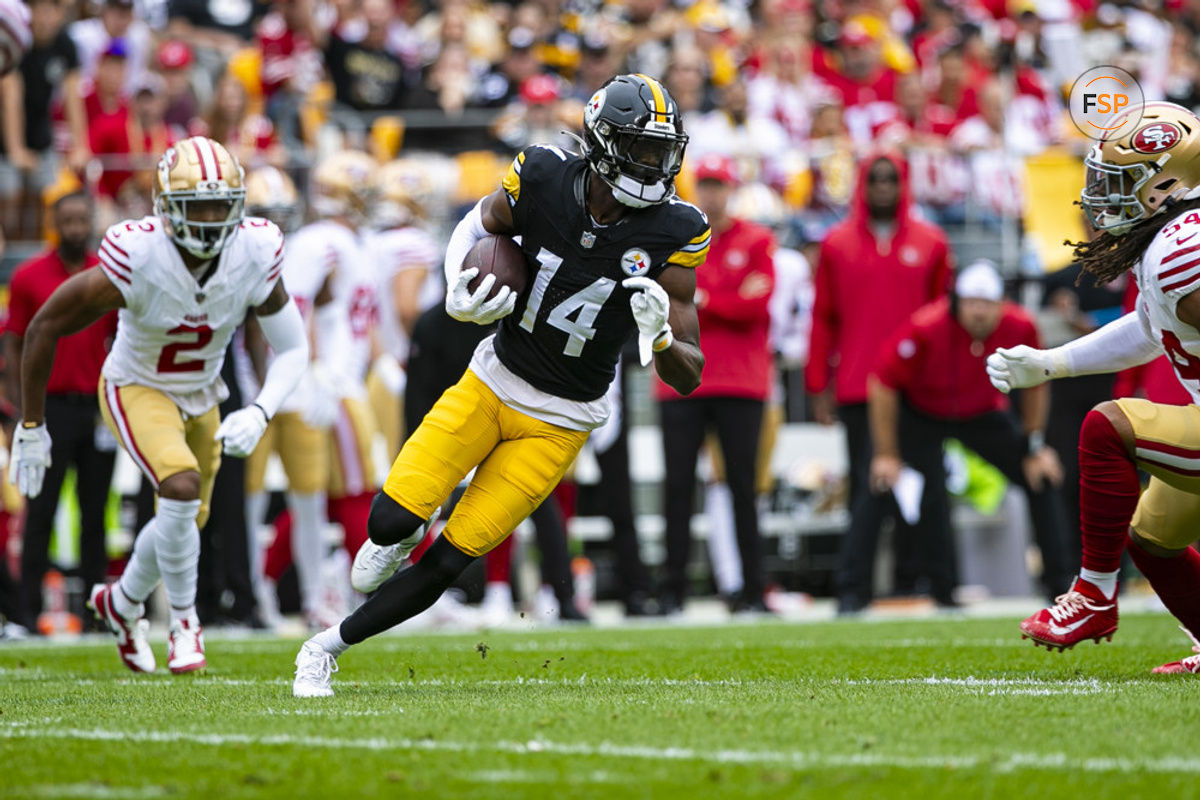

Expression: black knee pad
xmin=366 ymin=493 xmax=426 ymax=546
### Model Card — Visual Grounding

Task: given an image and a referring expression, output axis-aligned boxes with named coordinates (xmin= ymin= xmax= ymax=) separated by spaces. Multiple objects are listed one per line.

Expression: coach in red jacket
xmin=840 ymin=260 xmax=1073 ymax=612
xmin=656 ymin=154 xmax=775 ymax=615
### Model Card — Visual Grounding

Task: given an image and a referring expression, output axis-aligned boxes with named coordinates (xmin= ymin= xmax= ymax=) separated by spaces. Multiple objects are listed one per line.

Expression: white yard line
xmin=2 ymin=726 xmax=1199 ymax=775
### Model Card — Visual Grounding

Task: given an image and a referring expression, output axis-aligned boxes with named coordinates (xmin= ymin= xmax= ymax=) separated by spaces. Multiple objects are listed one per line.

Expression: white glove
xmin=215 ymin=404 xmax=269 ymax=458
xmin=622 ymin=276 xmax=672 ymax=366
xmin=986 ymin=345 xmax=1064 ymax=394
xmin=300 ymin=363 xmax=342 ymax=429
xmin=446 ymin=267 xmax=517 ymax=325
xmin=371 ymin=353 xmax=406 ymax=397
xmin=9 ymin=423 xmax=52 ymax=498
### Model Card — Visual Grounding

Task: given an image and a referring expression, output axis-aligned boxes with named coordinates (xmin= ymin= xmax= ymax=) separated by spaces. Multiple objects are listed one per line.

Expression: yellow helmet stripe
xmin=635 ymin=73 xmax=668 ymax=120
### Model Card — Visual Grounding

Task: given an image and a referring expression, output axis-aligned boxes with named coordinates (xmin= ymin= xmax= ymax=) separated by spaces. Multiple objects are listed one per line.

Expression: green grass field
xmin=2 ymin=612 xmax=1197 ymax=799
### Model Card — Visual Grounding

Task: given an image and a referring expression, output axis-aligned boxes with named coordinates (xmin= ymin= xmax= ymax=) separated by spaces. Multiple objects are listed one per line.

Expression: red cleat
xmin=1152 ymin=627 xmax=1200 ymax=675
xmin=167 ymin=615 xmax=206 ymax=674
xmin=1020 ymin=577 xmax=1118 ymax=651
xmin=88 ymin=584 xmax=156 ymax=673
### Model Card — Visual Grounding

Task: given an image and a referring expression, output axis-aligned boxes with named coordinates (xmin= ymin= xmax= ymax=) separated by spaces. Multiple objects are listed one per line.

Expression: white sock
xmin=704 ymin=482 xmax=743 ymax=597
xmin=311 ymin=624 xmax=349 ymax=657
xmin=116 ymin=519 xmax=161 ymax=616
xmin=245 ymin=490 xmax=269 ymax=595
xmin=153 ymin=497 xmax=202 ymax=614
xmin=289 ymin=491 xmax=328 ymax=614
xmin=1079 ymin=568 xmax=1119 ymax=600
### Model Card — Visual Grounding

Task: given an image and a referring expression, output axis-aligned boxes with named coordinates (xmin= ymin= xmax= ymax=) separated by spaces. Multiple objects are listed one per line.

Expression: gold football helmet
xmin=1082 ymin=102 xmax=1200 ymax=233
xmin=154 ymin=136 xmax=246 ymax=259
xmin=245 ymin=166 xmax=302 ymax=233
xmin=311 ymin=150 xmax=378 ymax=223
xmin=374 ymin=158 xmax=433 ymax=228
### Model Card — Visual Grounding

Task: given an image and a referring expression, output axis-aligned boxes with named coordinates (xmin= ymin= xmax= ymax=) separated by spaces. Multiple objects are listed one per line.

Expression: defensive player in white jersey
xmin=269 ymin=150 xmax=381 ymax=626
xmin=236 ymin=165 xmax=327 ymax=628
xmin=10 ymin=137 xmax=309 ymax=674
xmin=987 ymin=103 xmax=1200 ymax=674
xmin=364 ymin=158 xmax=443 ymax=456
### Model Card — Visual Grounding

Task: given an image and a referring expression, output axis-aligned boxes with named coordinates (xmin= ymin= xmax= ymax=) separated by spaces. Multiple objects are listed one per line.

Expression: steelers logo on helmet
xmin=581 ymin=74 xmax=689 ymax=209
xmin=621 ymin=248 xmax=651 ymax=277
xmin=153 ymin=137 xmax=246 ymax=260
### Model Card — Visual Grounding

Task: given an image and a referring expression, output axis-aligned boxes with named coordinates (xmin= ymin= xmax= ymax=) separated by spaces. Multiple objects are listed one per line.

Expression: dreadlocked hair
xmin=1070 ymin=197 xmax=1200 ymax=286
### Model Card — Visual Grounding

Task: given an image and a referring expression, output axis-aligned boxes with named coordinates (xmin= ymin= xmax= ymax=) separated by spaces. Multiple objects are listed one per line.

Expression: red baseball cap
xmin=693 ymin=153 xmax=739 ymax=185
xmin=519 ymin=74 xmax=561 ymax=105
xmin=157 ymin=39 xmax=193 ymax=70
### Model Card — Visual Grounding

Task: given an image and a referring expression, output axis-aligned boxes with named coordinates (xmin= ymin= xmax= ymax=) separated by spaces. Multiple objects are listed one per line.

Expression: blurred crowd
xmin=5 ymin=0 xmax=1200 ymax=248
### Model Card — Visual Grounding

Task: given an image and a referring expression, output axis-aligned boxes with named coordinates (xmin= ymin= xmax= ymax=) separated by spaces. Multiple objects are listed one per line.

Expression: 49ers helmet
xmin=154 ymin=136 xmax=246 ymax=259
xmin=245 ymin=166 xmax=302 ymax=233
xmin=374 ymin=158 xmax=433 ymax=228
xmin=311 ymin=150 xmax=378 ymax=223
xmin=581 ymin=74 xmax=689 ymax=208
xmin=1082 ymin=102 xmax=1200 ymax=234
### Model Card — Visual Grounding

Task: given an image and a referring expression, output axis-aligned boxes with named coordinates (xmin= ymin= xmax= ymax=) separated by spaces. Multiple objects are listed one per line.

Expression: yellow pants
xmin=366 ymin=368 xmax=404 ymax=461
xmin=98 ymin=376 xmax=221 ymax=528
xmin=1118 ymin=398 xmax=1200 ymax=550
xmin=382 ymin=369 xmax=589 ymax=557
xmin=244 ymin=411 xmax=329 ymax=494
xmin=328 ymin=396 xmax=379 ymax=498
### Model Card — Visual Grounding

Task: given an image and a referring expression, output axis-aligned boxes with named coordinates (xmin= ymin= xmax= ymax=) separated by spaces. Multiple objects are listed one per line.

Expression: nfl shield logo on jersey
xmin=580 ymin=230 xmax=596 ymax=248
xmin=621 ymin=248 xmax=651 ymax=277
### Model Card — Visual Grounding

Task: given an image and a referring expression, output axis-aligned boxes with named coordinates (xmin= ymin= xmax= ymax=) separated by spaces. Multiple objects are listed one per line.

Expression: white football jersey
xmin=366 ymin=225 xmax=441 ymax=363
xmin=98 ymin=216 xmax=284 ymax=416
xmin=1134 ymin=208 xmax=1200 ymax=405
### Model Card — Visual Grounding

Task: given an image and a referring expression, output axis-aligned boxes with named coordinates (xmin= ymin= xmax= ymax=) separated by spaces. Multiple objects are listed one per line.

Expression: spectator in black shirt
xmin=167 ymin=0 xmax=271 ymax=55
xmin=325 ymin=0 xmax=406 ymax=111
xmin=474 ymin=27 xmax=540 ymax=108
xmin=0 ymin=0 xmax=88 ymax=239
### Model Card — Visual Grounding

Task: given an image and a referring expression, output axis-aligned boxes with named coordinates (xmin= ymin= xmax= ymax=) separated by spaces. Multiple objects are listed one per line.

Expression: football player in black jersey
xmin=294 ymin=74 xmax=710 ymax=696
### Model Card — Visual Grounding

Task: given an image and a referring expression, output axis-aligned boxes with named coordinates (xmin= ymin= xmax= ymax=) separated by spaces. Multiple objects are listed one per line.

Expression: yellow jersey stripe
xmin=687 ymin=228 xmax=711 ymax=245
xmin=667 ymin=244 xmax=709 ymax=269
xmin=502 ymin=152 xmax=525 ymax=201
xmin=635 ymin=73 xmax=668 ymax=119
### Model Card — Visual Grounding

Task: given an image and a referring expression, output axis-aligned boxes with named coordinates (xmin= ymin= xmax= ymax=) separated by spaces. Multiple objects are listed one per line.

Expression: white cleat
xmin=350 ymin=506 xmax=440 ymax=593
xmin=293 ymin=641 xmax=338 ymax=697
xmin=168 ymin=615 xmax=206 ymax=674
xmin=88 ymin=584 xmax=156 ymax=673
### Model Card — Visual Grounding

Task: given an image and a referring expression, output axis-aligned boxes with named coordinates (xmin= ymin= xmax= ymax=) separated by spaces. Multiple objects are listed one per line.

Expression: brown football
xmin=464 ymin=235 xmax=529 ymax=299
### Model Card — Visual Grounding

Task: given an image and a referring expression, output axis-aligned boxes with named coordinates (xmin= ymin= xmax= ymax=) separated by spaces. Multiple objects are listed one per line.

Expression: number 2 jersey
xmin=472 ymin=144 xmax=710 ymax=430
xmin=97 ymin=216 xmax=284 ymax=416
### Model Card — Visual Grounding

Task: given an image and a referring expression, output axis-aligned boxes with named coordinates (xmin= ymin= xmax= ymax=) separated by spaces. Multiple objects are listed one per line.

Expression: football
xmin=464 ymin=235 xmax=529 ymax=299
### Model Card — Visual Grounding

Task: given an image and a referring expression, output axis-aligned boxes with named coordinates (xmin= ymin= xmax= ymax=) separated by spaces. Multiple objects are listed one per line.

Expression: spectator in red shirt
xmin=3 ymin=191 xmax=117 ymax=633
xmin=656 ymin=154 xmax=775 ymax=615
xmin=806 ymin=150 xmax=952 ymax=589
xmin=844 ymin=260 xmax=1073 ymax=612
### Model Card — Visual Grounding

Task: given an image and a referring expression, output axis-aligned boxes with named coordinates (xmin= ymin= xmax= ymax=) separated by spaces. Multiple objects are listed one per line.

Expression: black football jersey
xmin=494 ymin=145 xmax=710 ymax=401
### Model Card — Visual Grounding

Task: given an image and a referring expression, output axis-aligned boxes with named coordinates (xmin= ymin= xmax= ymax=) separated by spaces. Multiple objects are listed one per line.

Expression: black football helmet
xmin=581 ymin=74 xmax=689 ymax=208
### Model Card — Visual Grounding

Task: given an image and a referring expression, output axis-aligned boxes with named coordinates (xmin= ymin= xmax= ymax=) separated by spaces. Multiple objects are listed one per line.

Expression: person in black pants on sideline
xmin=843 ymin=261 xmax=1072 ymax=613
xmin=4 ymin=192 xmax=117 ymax=632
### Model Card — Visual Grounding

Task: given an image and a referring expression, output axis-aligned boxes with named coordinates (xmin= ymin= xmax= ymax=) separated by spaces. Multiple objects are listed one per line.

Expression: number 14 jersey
xmin=488 ymin=145 xmax=710 ymax=413
xmin=98 ymin=216 xmax=284 ymax=417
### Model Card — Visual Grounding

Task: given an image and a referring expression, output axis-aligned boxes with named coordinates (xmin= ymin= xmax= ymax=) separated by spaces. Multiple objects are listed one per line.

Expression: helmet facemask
xmin=589 ymin=120 xmax=687 ymax=208
xmin=157 ymin=192 xmax=246 ymax=259
xmin=1080 ymin=145 xmax=1157 ymax=235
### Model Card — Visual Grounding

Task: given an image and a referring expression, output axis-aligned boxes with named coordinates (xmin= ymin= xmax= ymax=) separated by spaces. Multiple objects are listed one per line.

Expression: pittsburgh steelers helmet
xmin=374 ymin=158 xmax=433 ymax=228
xmin=581 ymin=74 xmax=689 ymax=208
xmin=154 ymin=136 xmax=246 ymax=259
xmin=245 ymin=166 xmax=302 ymax=233
xmin=1082 ymin=102 xmax=1200 ymax=234
xmin=311 ymin=150 xmax=378 ymax=222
